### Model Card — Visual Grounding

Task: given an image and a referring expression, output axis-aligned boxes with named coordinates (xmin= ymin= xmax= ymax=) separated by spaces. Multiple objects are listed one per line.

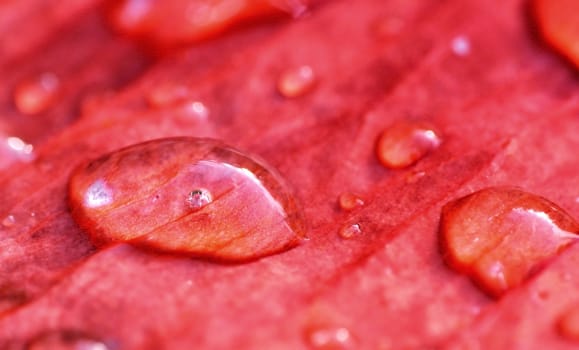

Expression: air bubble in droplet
xmin=277 ymin=65 xmax=316 ymax=98
xmin=14 ymin=72 xmax=60 ymax=115
xmin=186 ymin=188 xmax=213 ymax=210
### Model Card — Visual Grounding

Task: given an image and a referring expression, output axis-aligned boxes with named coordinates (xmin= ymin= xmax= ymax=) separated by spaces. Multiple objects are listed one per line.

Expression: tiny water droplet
xmin=68 ymin=137 xmax=306 ymax=261
xmin=186 ymin=188 xmax=213 ymax=210
xmin=440 ymin=187 xmax=579 ymax=297
xmin=338 ymin=193 xmax=364 ymax=211
xmin=27 ymin=330 xmax=109 ymax=350
xmin=376 ymin=121 xmax=441 ymax=169
xmin=14 ymin=72 xmax=60 ymax=115
xmin=305 ymin=325 xmax=354 ymax=349
xmin=558 ymin=308 xmax=579 ymax=342
xmin=451 ymin=35 xmax=471 ymax=57
xmin=277 ymin=65 xmax=316 ymax=98
xmin=339 ymin=223 xmax=362 ymax=239
xmin=2 ymin=215 xmax=16 ymax=227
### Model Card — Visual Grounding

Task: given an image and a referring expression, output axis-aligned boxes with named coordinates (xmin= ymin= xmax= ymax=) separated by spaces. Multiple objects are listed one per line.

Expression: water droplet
xmin=186 ymin=188 xmax=213 ymax=210
xmin=558 ymin=308 xmax=579 ymax=342
xmin=26 ymin=330 xmax=109 ymax=350
xmin=277 ymin=65 xmax=316 ymax=98
xmin=339 ymin=223 xmax=362 ymax=239
xmin=68 ymin=137 xmax=306 ymax=261
xmin=451 ymin=35 xmax=471 ymax=57
xmin=375 ymin=121 xmax=441 ymax=169
xmin=14 ymin=72 xmax=60 ymax=115
xmin=305 ymin=325 xmax=354 ymax=349
xmin=338 ymin=193 xmax=364 ymax=211
xmin=440 ymin=187 xmax=579 ymax=297
xmin=2 ymin=215 xmax=16 ymax=227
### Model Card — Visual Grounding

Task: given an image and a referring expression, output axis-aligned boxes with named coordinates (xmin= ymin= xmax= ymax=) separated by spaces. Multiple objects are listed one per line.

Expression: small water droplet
xmin=305 ymin=325 xmax=354 ymax=349
xmin=26 ymin=330 xmax=109 ymax=350
xmin=376 ymin=121 xmax=441 ymax=169
xmin=2 ymin=215 xmax=16 ymax=227
xmin=277 ymin=65 xmax=316 ymax=98
xmin=68 ymin=137 xmax=306 ymax=261
xmin=451 ymin=35 xmax=471 ymax=57
xmin=558 ymin=308 xmax=579 ymax=342
xmin=186 ymin=188 xmax=213 ymax=210
xmin=338 ymin=193 xmax=364 ymax=211
xmin=14 ymin=72 xmax=60 ymax=115
xmin=440 ymin=187 xmax=579 ymax=297
xmin=339 ymin=223 xmax=362 ymax=239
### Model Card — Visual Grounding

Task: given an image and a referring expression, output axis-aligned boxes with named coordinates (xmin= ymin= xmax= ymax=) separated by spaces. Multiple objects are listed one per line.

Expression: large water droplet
xmin=68 ymin=137 xmax=306 ymax=261
xmin=338 ymin=193 xmax=364 ymax=211
xmin=440 ymin=187 xmax=579 ymax=297
xmin=304 ymin=325 xmax=354 ymax=350
xmin=14 ymin=72 xmax=60 ymax=115
xmin=375 ymin=121 xmax=441 ymax=169
xmin=558 ymin=308 xmax=579 ymax=342
xmin=277 ymin=65 xmax=317 ymax=98
xmin=26 ymin=330 xmax=109 ymax=350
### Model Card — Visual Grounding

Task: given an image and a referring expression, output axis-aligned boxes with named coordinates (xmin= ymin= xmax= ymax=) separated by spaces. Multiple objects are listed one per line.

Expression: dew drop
xmin=440 ymin=187 xmax=579 ymax=297
xmin=304 ymin=325 xmax=354 ymax=350
xmin=2 ymin=215 xmax=16 ymax=228
xmin=558 ymin=308 xmax=579 ymax=342
xmin=186 ymin=188 xmax=213 ymax=210
xmin=451 ymin=35 xmax=471 ymax=57
xmin=68 ymin=137 xmax=306 ymax=261
xmin=375 ymin=121 xmax=441 ymax=169
xmin=26 ymin=330 xmax=109 ymax=350
xmin=277 ymin=65 xmax=316 ymax=98
xmin=338 ymin=193 xmax=364 ymax=211
xmin=14 ymin=72 xmax=60 ymax=115
xmin=339 ymin=223 xmax=362 ymax=239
